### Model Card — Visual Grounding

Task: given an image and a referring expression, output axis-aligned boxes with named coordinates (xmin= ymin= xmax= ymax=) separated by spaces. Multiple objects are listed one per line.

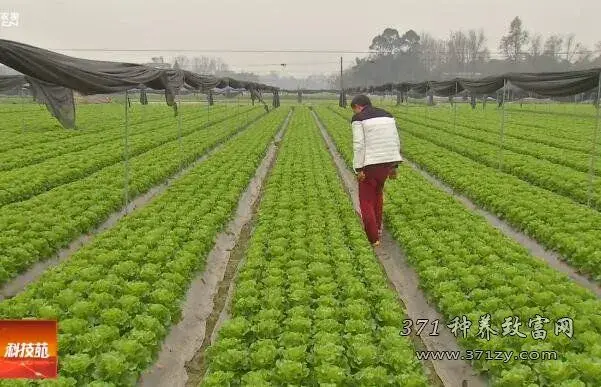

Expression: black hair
xmin=350 ymin=94 xmax=372 ymax=108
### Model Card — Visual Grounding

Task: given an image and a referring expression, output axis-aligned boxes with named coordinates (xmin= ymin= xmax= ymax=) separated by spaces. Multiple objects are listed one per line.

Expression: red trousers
xmin=358 ymin=163 xmax=394 ymax=244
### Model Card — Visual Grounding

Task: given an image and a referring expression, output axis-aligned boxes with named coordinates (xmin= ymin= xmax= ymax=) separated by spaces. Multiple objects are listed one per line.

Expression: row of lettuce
xmin=0 ymin=105 xmax=252 ymax=205
xmin=315 ymin=106 xmax=601 ymax=386
xmin=399 ymin=108 xmax=600 ymax=176
xmin=0 ymin=108 xmax=290 ymax=386
xmin=0 ymin=102 xmax=240 ymax=150
xmin=0 ymin=104 xmax=109 ymax=148
xmin=0 ymin=104 xmax=220 ymax=171
xmin=394 ymin=107 xmax=601 ymax=209
xmin=201 ymin=107 xmax=430 ymax=386
xmin=407 ymin=104 xmax=596 ymax=149
xmin=0 ymin=103 xmax=184 ymax=151
xmin=0 ymin=107 xmax=264 ymax=286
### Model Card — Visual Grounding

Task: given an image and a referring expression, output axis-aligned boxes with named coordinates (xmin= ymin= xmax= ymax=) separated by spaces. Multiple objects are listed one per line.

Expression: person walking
xmin=350 ymin=95 xmax=402 ymax=247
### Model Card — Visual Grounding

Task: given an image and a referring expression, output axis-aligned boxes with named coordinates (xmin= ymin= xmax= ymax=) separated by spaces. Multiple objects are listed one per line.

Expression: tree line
xmin=339 ymin=17 xmax=601 ymax=88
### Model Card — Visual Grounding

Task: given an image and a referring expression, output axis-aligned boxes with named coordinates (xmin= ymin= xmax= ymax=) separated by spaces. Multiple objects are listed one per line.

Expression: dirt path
xmin=137 ymin=110 xmax=292 ymax=387
xmin=0 ymin=112 xmax=268 ymax=301
xmin=311 ymin=110 xmax=488 ymax=387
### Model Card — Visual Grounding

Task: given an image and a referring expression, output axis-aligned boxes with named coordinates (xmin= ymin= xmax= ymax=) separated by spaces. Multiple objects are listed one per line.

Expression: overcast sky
xmin=0 ymin=0 xmax=599 ymax=77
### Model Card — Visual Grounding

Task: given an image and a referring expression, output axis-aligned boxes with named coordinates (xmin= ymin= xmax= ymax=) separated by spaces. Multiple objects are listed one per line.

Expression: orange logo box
xmin=0 ymin=320 xmax=58 ymax=379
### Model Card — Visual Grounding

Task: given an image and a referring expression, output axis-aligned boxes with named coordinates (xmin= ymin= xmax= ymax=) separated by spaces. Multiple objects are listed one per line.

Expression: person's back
xmin=350 ymin=103 xmax=402 ymax=172
xmin=350 ymin=95 xmax=402 ymax=247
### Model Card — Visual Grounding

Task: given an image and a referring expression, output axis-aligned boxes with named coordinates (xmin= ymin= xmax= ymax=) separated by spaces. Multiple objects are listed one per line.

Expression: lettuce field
xmin=0 ymin=100 xmax=600 ymax=387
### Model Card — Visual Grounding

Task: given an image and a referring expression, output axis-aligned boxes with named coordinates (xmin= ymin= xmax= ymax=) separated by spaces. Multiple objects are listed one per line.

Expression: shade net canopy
xmin=0 ymin=39 xmax=181 ymax=100
xmin=345 ymin=68 xmax=601 ymax=98
xmin=0 ymin=74 xmax=76 ymax=129
xmin=506 ymin=69 xmax=601 ymax=97
xmin=0 ymin=39 xmax=279 ymax=128
xmin=28 ymin=78 xmax=76 ymax=129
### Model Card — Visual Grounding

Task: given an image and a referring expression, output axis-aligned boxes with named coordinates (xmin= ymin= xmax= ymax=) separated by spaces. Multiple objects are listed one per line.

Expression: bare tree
xmin=447 ymin=30 xmax=469 ymax=73
xmin=419 ymin=32 xmax=446 ymax=77
xmin=467 ymin=29 xmax=489 ymax=73
xmin=529 ymin=33 xmax=543 ymax=57
xmin=588 ymin=41 xmax=601 ymax=66
xmin=190 ymin=56 xmax=229 ymax=75
xmin=564 ymin=34 xmax=582 ymax=63
xmin=593 ymin=41 xmax=601 ymax=65
xmin=573 ymin=46 xmax=593 ymax=68
xmin=499 ymin=16 xmax=529 ymax=63
xmin=527 ymin=33 xmax=543 ymax=70
xmin=544 ymin=34 xmax=564 ymax=61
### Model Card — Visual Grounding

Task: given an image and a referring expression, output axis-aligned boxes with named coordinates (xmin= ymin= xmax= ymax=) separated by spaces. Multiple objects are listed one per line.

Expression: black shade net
xmin=0 ymin=39 xmax=279 ymax=128
xmin=344 ymin=68 xmax=601 ymax=98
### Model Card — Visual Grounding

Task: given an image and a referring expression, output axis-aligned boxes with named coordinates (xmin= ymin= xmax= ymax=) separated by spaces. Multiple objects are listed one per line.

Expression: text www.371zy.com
xmin=415 ymin=350 xmax=558 ymax=363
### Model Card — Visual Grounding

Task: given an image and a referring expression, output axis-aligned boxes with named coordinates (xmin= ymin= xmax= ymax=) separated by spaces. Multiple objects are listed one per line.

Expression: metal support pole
xmin=20 ymin=87 xmax=26 ymax=133
xmin=199 ymin=90 xmax=203 ymax=117
xmin=207 ymin=93 xmax=210 ymax=122
xmin=123 ymin=90 xmax=130 ymax=208
xmin=426 ymin=90 xmax=434 ymax=124
xmin=498 ymin=79 xmax=508 ymax=170
xmin=237 ymin=94 xmax=241 ymax=127
xmin=399 ymin=105 xmax=404 ymax=157
xmin=587 ymin=74 xmax=601 ymax=207
xmin=453 ymin=82 xmax=458 ymax=131
xmin=177 ymin=89 xmax=183 ymax=169
xmin=141 ymin=89 xmax=146 ymax=122
xmin=340 ymin=56 xmax=344 ymax=108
